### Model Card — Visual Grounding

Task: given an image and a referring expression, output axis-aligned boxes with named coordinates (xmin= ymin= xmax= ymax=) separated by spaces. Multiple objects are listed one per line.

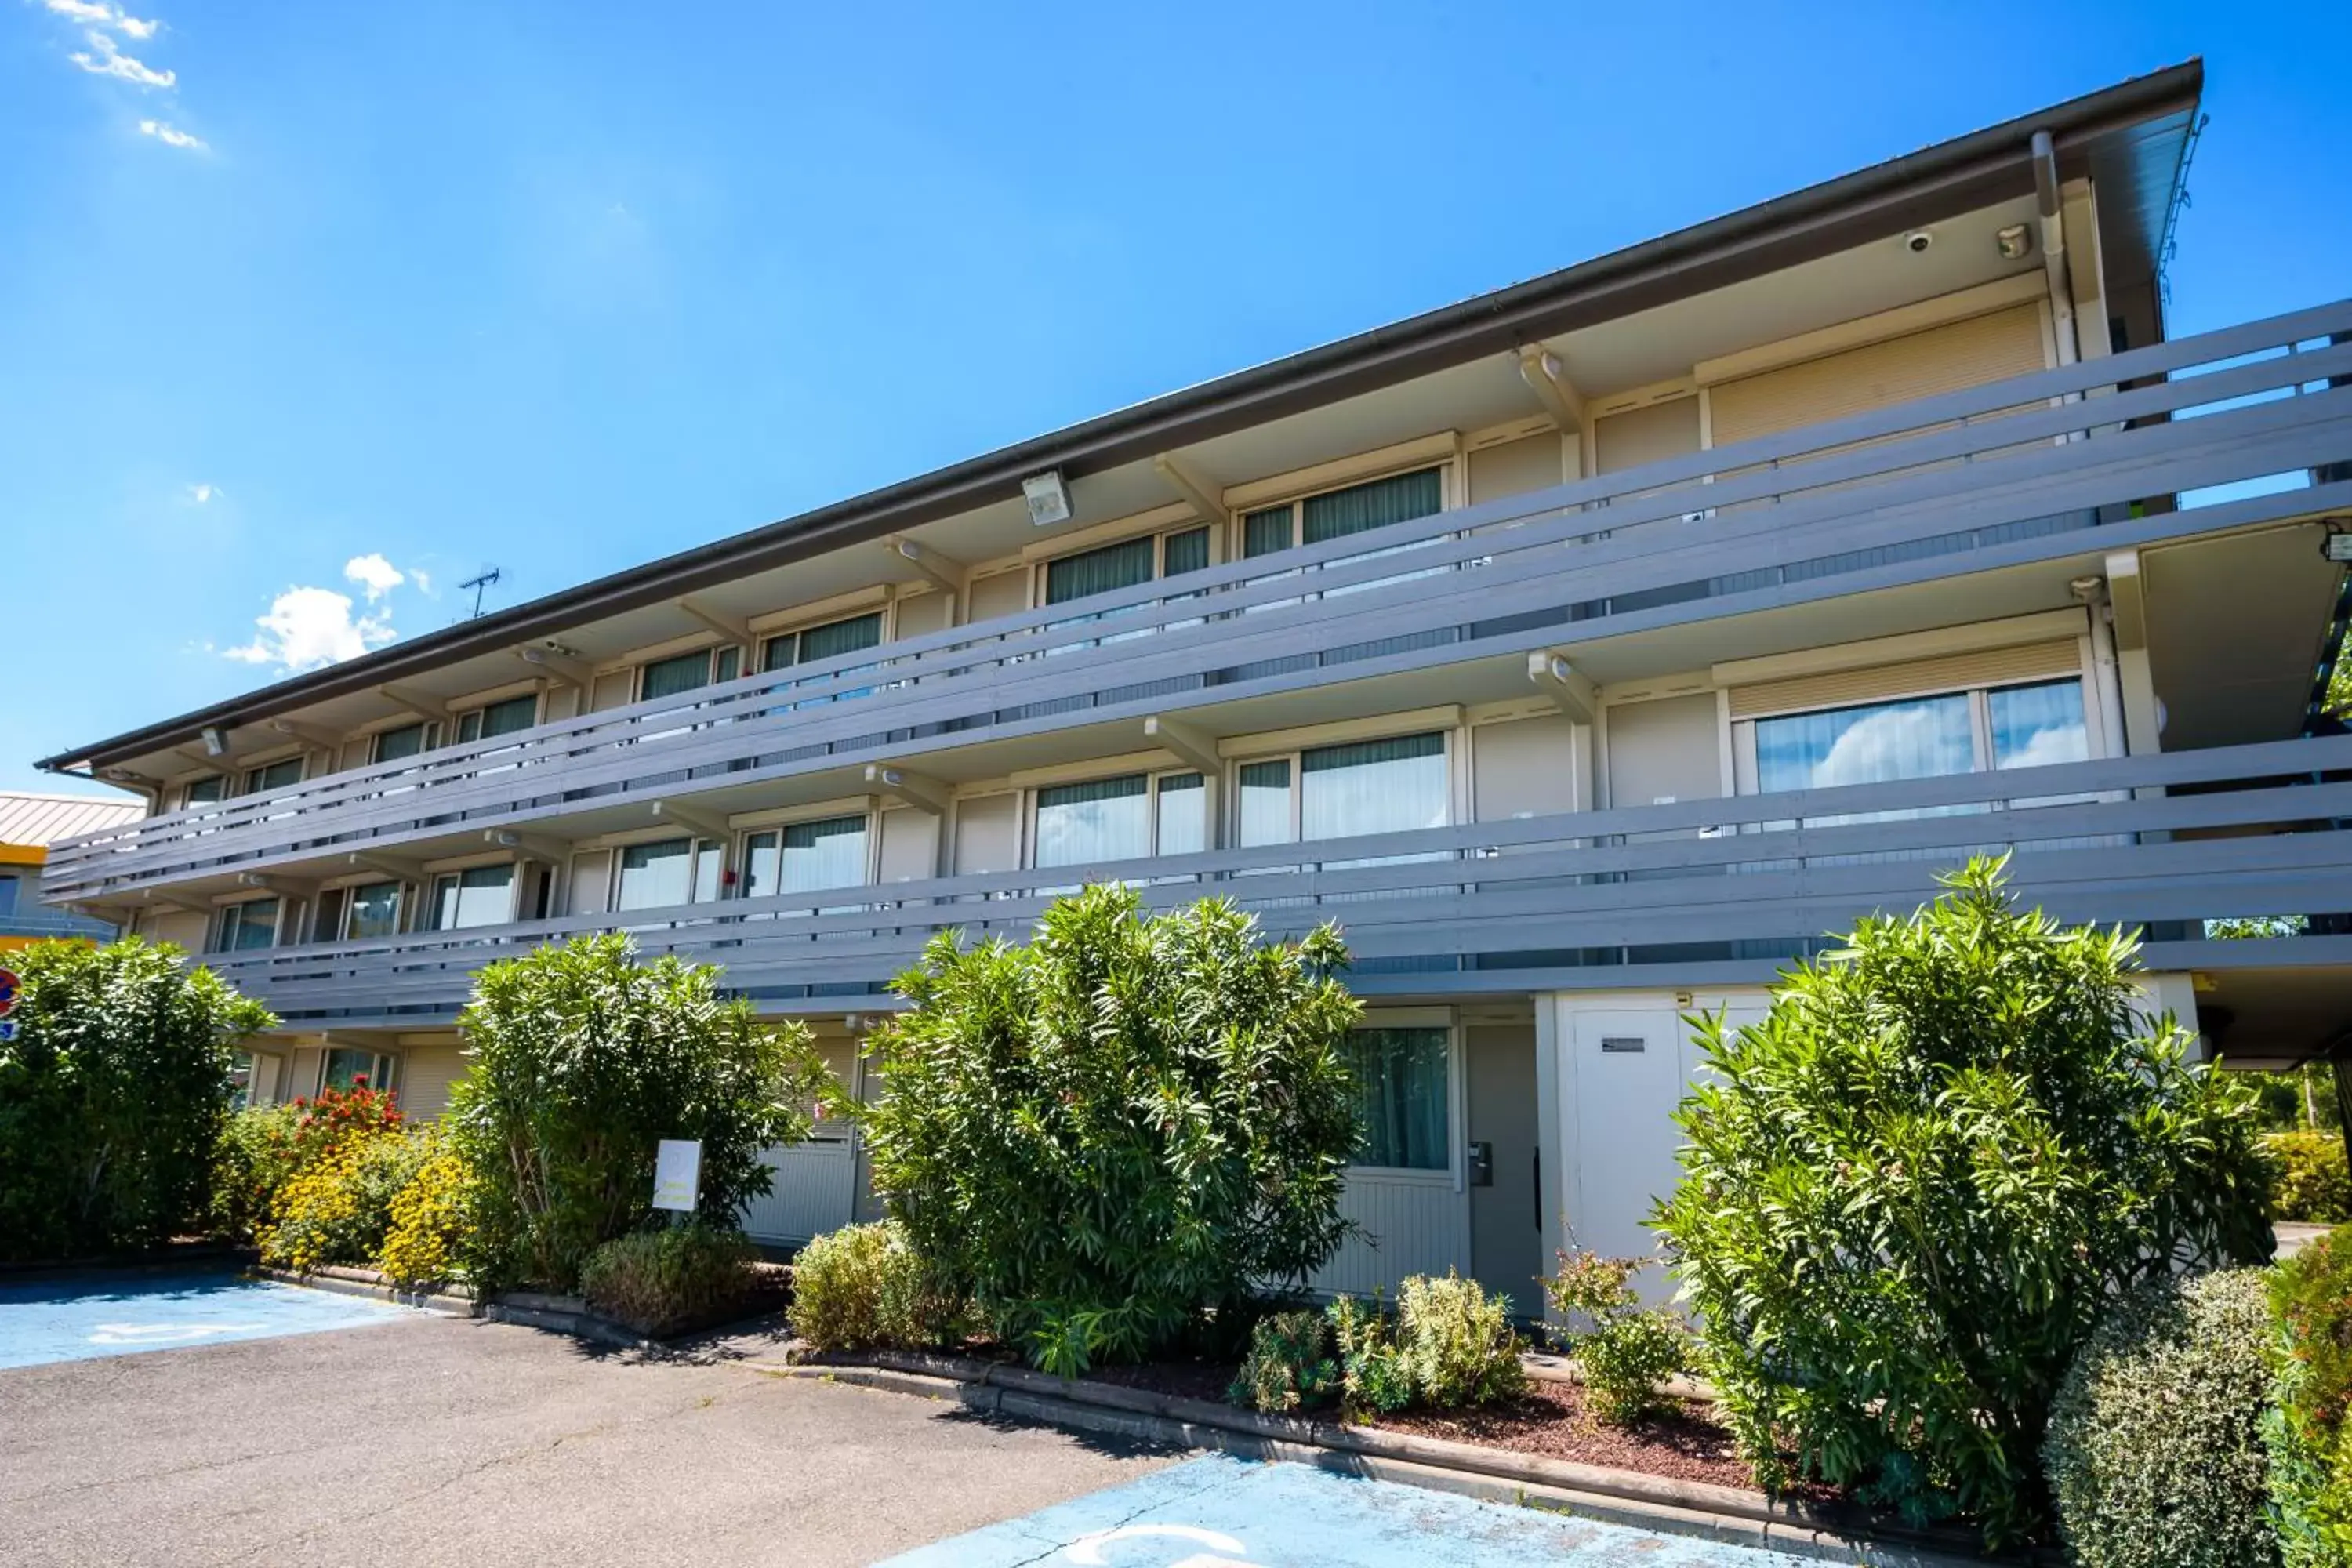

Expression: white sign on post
xmin=652 ymin=1139 xmax=702 ymax=1213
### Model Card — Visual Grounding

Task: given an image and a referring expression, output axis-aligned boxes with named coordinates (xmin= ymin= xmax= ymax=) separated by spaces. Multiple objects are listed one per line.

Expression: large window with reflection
xmin=428 ymin=864 xmax=516 ymax=931
xmin=1237 ymin=732 xmax=1449 ymax=848
xmin=1744 ymin=678 xmax=2089 ymax=797
xmin=742 ymin=816 xmax=869 ymax=898
xmin=614 ymin=838 xmax=723 ymax=911
xmin=1031 ymin=772 xmax=1205 ymax=868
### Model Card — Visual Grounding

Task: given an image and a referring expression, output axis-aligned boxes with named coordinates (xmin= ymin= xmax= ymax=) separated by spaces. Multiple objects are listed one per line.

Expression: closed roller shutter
xmin=1708 ymin=302 xmax=2049 ymax=449
xmin=1594 ymin=395 xmax=1702 ymax=474
xmin=1729 ymin=638 xmax=2082 ymax=720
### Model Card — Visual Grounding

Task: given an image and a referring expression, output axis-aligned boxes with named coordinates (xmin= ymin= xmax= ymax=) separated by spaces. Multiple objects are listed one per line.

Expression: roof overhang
xmin=42 ymin=60 xmax=2204 ymax=776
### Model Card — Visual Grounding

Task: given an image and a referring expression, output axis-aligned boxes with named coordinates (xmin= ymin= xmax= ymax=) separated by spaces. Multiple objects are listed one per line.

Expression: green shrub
xmin=1543 ymin=1247 xmax=1686 ymax=1425
xmin=0 ymin=938 xmax=273 ymax=1261
xmin=859 ymin=886 xmax=1363 ymax=1370
xmin=1655 ymin=857 xmax=2274 ymax=1545
xmin=579 ymin=1223 xmax=759 ymax=1336
xmin=2268 ymin=1131 xmax=2351 ymax=1224
xmin=445 ymin=933 xmax=836 ymax=1290
xmin=1396 ymin=1271 xmax=1526 ymax=1409
xmin=1231 ymin=1310 xmax=1339 ymax=1414
xmin=378 ymin=1131 xmax=473 ymax=1287
xmin=1327 ymin=1294 xmax=1413 ymax=1416
xmin=260 ymin=1123 xmax=431 ymax=1273
xmin=787 ymin=1220 xmax=966 ymax=1352
xmin=2268 ymin=1229 xmax=2352 ymax=1566
xmin=210 ymin=1102 xmax=302 ymax=1242
xmin=2042 ymin=1270 xmax=2274 ymax=1568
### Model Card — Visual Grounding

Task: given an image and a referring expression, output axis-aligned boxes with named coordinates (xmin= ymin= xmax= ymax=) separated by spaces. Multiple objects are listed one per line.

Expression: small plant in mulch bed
xmin=1229 ymin=1271 xmax=1523 ymax=1417
xmin=1542 ymin=1242 xmax=1689 ymax=1426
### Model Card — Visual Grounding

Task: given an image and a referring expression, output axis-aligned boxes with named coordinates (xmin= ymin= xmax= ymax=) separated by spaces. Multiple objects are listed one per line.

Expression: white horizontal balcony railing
xmin=45 ymin=298 xmax=2352 ymax=908
xmin=199 ymin=733 xmax=2352 ymax=1027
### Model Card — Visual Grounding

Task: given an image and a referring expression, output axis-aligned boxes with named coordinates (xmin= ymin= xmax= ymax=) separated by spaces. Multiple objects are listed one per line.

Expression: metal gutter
xmin=42 ymin=60 xmax=2203 ymax=775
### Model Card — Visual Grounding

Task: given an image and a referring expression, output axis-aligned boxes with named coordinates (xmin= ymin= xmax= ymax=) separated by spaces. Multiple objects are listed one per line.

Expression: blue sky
xmin=2 ymin=1 xmax=2346 ymax=793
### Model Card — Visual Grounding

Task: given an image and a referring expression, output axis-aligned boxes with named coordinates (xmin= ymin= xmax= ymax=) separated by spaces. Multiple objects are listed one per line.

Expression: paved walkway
xmin=877 ymin=1453 xmax=1808 ymax=1567
xmin=0 ymin=1271 xmax=403 ymax=1369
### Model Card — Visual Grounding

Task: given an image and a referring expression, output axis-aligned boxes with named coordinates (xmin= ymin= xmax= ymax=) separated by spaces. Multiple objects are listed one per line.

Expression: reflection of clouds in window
xmin=1990 ymin=681 xmax=2089 ymax=770
xmin=1035 ymin=777 xmax=1150 ymax=868
xmin=1758 ymin=696 xmax=1973 ymax=793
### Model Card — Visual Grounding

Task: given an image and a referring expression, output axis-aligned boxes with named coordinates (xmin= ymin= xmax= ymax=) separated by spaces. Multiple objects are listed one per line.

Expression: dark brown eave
xmin=44 ymin=60 xmax=2203 ymax=776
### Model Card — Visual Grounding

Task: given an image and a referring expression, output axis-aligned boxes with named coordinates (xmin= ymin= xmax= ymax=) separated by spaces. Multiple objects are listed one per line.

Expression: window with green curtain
xmin=1033 ymin=774 xmax=1150 ymax=866
xmin=715 ymin=646 xmax=742 ymax=684
xmin=1301 ymin=732 xmax=1448 ymax=841
xmin=1243 ymin=505 xmax=1295 ymax=558
xmin=1162 ymin=527 xmax=1210 ymax=575
xmin=459 ymin=692 xmax=539 ymax=744
xmin=1345 ymin=1028 xmax=1450 ymax=1170
xmin=245 ymin=758 xmax=303 ymax=794
xmin=800 ymin=612 xmax=884 ymax=665
xmin=214 ymin=898 xmax=280 ymax=953
xmin=639 ymin=649 xmax=713 ymax=700
xmin=372 ymin=722 xmax=431 ymax=764
xmin=1044 ymin=536 xmax=1156 ymax=606
xmin=1301 ymin=468 xmax=1443 ymax=546
xmin=184 ymin=776 xmax=227 ymax=807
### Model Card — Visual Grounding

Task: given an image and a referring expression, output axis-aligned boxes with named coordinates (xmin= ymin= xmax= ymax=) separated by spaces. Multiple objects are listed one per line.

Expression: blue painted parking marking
xmin=0 ymin=1272 xmax=405 ymax=1370
xmin=877 ymin=1453 xmax=1806 ymax=1566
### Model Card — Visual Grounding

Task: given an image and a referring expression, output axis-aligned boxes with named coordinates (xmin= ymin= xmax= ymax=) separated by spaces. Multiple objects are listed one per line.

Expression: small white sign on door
xmin=652 ymin=1139 xmax=702 ymax=1213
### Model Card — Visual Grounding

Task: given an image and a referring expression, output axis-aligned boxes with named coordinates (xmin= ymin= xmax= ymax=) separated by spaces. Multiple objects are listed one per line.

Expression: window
xmin=742 ymin=816 xmax=869 ymax=898
xmin=1242 ymin=468 xmax=1444 ymax=557
xmin=1237 ymin=732 xmax=1450 ymax=847
xmin=213 ymin=898 xmax=281 ymax=953
xmin=0 ymin=873 xmax=17 ymax=918
xmin=182 ymin=775 xmax=227 ymax=809
xmin=427 ymin=864 xmax=515 ymax=930
xmin=639 ymin=645 xmax=741 ymax=702
xmin=343 ymin=881 xmax=402 ymax=941
xmin=1744 ymin=678 xmax=2091 ymax=796
xmin=1040 ymin=526 xmax=1213 ymax=608
xmin=320 ymin=1048 xmax=398 ymax=1095
xmin=229 ymin=1052 xmax=255 ymax=1111
xmin=372 ymin=721 xmax=435 ymax=764
xmin=760 ymin=611 xmax=884 ymax=674
xmin=1345 ymin=1027 xmax=1450 ymax=1171
xmin=456 ymin=693 xmax=539 ymax=745
xmin=614 ymin=837 xmax=724 ymax=911
xmin=242 ymin=757 xmax=304 ymax=795
xmin=1030 ymin=772 xmax=1206 ymax=869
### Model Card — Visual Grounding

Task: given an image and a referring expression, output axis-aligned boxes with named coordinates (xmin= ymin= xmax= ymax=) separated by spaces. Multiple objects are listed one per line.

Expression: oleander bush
xmin=2267 ymin=1131 xmax=2352 ymax=1225
xmin=0 ymin=938 xmax=273 ymax=1261
xmin=2267 ymin=1230 xmax=2352 ymax=1567
xmin=786 ymin=1220 xmax=969 ymax=1352
xmin=858 ymin=886 xmax=1363 ymax=1373
xmin=1655 ymin=856 xmax=2274 ymax=1547
xmin=1543 ymin=1246 xmax=1688 ymax=1426
xmin=1396 ymin=1271 xmax=1527 ymax=1409
xmin=446 ymin=933 xmax=836 ymax=1291
xmin=2042 ymin=1269 xmax=2276 ymax=1568
xmin=578 ymin=1222 xmax=759 ymax=1336
xmin=210 ymin=1101 xmax=303 ymax=1243
xmin=1327 ymin=1293 xmax=1414 ymax=1416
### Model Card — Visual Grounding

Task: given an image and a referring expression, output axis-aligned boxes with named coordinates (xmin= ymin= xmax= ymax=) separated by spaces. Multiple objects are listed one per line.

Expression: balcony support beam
xmin=379 ymin=684 xmax=452 ymax=725
xmin=648 ymin=800 xmax=731 ymax=842
xmin=1527 ymin=650 xmax=1598 ymax=724
xmin=483 ymin=829 xmax=571 ymax=866
xmin=514 ymin=645 xmax=595 ymax=690
xmin=1144 ymin=715 xmax=1222 ymax=778
xmin=887 ymin=537 xmax=964 ymax=597
xmin=2103 ymin=550 xmax=2161 ymax=756
xmin=864 ymin=764 xmax=950 ymax=817
xmin=347 ymin=851 xmax=426 ymax=883
xmin=1518 ymin=347 xmax=1587 ymax=433
xmin=678 ymin=598 xmax=753 ymax=647
xmin=236 ymin=871 xmax=317 ymax=898
xmin=1152 ymin=454 xmax=1230 ymax=529
xmin=136 ymin=888 xmax=215 ymax=919
xmin=270 ymin=719 xmax=343 ymax=753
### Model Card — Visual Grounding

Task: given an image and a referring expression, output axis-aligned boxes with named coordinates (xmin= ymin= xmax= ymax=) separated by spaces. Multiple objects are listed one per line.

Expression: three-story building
xmin=36 ymin=61 xmax=2352 ymax=1302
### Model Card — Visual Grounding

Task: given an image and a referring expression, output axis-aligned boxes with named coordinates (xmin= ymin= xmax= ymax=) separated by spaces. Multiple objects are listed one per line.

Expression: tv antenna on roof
xmin=459 ymin=567 xmax=503 ymax=619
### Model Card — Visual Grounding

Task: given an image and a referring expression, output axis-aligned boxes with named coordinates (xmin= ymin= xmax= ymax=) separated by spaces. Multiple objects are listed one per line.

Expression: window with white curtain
xmin=456 ymin=693 xmax=539 ymax=744
xmin=1345 ymin=1027 xmax=1450 ymax=1171
xmin=428 ymin=864 xmax=515 ymax=930
xmin=1236 ymin=732 xmax=1450 ymax=847
xmin=742 ymin=815 xmax=869 ymax=898
xmin=614 ymin=837 xmax=723 ymax=911
xmin=1029 ymin=771 xmax=1207 ymax=869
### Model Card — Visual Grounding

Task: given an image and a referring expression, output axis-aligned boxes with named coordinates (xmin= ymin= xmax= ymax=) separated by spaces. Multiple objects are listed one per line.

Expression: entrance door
xmin=1466 ymin=1025 xmax=1543 ymax=1315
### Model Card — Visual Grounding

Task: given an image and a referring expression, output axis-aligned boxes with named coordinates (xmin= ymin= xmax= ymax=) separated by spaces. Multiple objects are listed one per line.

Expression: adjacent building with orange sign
xmin=0 ymin=792 xmax=141 ymax=952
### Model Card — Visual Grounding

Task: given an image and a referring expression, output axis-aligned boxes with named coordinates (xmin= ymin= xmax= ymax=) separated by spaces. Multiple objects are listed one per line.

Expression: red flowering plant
xmin=289 ymin=1082 xmax=404 ymax=1168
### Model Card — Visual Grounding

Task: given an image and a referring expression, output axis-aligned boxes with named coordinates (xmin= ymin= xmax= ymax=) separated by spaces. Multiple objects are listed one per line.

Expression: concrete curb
xmin=772 ymin=1351 xmax=2007 ymax=1568
xmin=256 ymin=1265 xmax=477 ymax=1316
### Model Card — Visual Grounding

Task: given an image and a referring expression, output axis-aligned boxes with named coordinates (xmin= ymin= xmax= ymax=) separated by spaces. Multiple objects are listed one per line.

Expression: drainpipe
xmin=2073 ymin=575 xmax=2128 ymax=760
xmin=2031 ymin=130 xmax=2079 ymax=368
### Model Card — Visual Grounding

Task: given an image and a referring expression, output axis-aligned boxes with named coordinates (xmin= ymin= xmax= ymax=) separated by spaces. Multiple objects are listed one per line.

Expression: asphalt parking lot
xmin=2 ymin=1272 xmax=1812 ymax=1566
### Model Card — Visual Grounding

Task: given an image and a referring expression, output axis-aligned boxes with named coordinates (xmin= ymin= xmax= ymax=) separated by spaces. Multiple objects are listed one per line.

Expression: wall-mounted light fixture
xmin=200 ymin=725 xmax=228 ymax=757
xmin=1995 ymin=223 xmax=2033 ymax=261
xmin=1022 ymin=470 xmax=1073 ymax=527
xmin=2323 ymin=529 xmax=2352 ymax=565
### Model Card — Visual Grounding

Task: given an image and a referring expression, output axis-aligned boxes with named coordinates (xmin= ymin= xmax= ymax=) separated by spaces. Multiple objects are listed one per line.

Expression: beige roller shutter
xmin=1595 ymin=395 xmax=1702 ymax=474
xmin=1729 ymin=638 xmax=2082 ymax=720
xmin=1708 ymin=302 xmax=2049 ymax=449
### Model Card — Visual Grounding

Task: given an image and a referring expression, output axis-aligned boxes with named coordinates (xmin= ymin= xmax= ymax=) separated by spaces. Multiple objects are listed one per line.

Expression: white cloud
xmin=139 ymin=118 xmax=205 ymax=151
xmin=410 ymin=567 xmax=434 ymax=596
xmin=71 ymin=30 xmax=173 ymax=88
xmin=223 ymin=586 xmax=397 ymax=672
xmin=184 ymin=481 xmax=217 ymax=503
xmin=220 ymin=556 xmax=416 ymax=673
xmin=43 ymin=0 xmax=158 ymax=35
xmin=343 ymin=553 xmax=405 ymax=603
